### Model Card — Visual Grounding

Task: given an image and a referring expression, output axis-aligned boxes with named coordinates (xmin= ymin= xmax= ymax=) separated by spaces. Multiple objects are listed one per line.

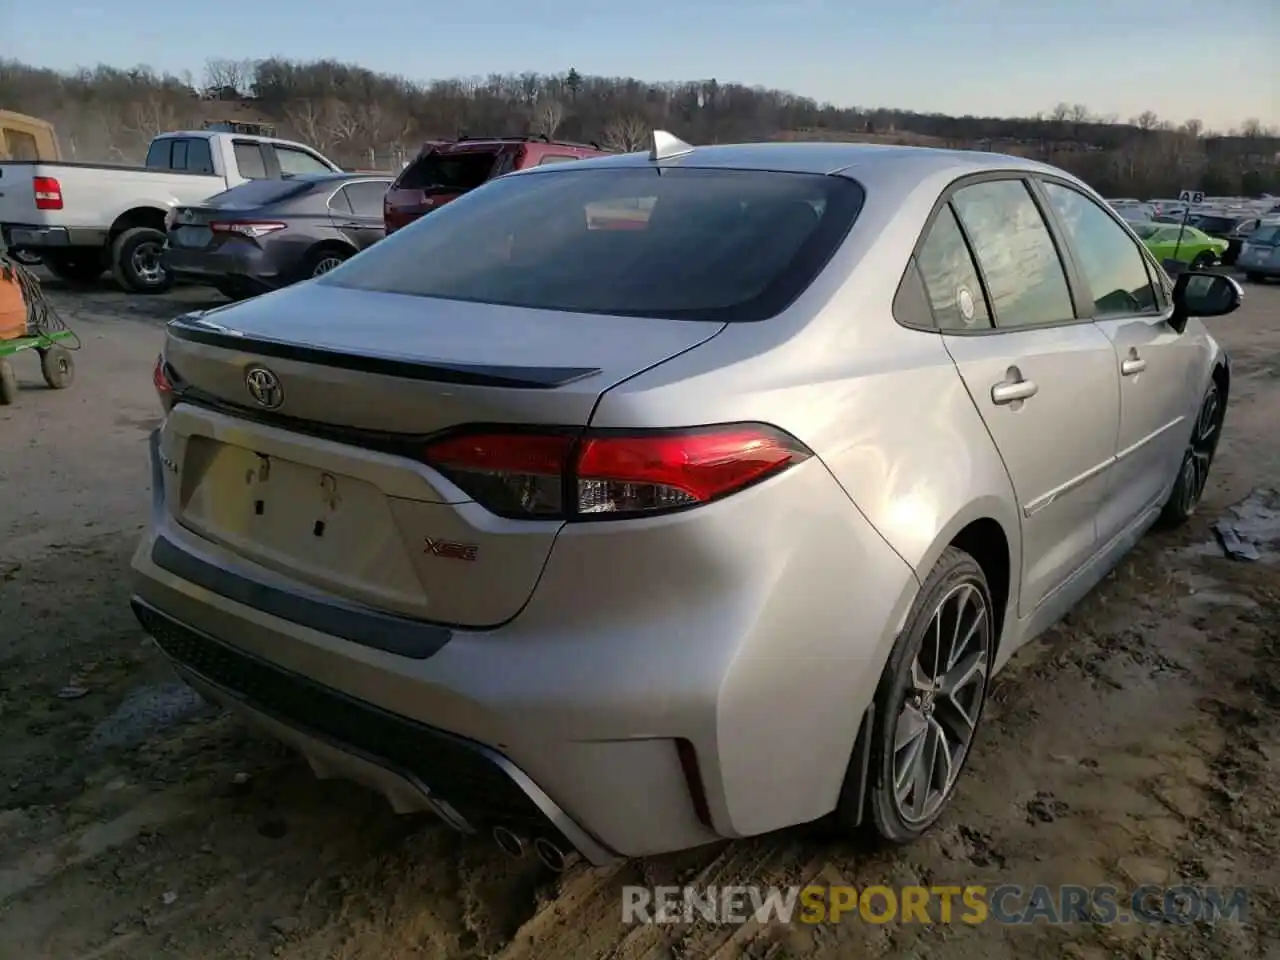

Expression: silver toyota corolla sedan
xmin=131 ymin=135 xmax=1242 ymax=870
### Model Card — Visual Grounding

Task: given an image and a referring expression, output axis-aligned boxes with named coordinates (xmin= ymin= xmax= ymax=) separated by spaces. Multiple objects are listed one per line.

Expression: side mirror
xmin=1168 ymin=270 xmax=1243 ymax=333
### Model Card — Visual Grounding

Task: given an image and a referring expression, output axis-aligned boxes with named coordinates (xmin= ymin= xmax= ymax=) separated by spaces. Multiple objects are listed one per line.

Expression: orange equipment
xmin=0 ymin=260 xmax=30 ymax=341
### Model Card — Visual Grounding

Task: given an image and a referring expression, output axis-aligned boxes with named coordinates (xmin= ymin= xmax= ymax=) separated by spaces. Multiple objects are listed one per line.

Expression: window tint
xmin=171 ymin=139 xmax=189 ymax=170
xmin=325 ymin=167 xmax=864 ymax=323
xmin=342 ymin=180 xmax=391 ymax=216
xmin=1042 ymin=182 xmax=1157 ymax=317
xmin=952 ymin=179 xmax=1074 ymax=328
xmin=144 ymin=139 xmax=171 ymax=169
xmin=916 ymin=205 xmax=992 ymax=331
xmin=396 ymin=151 xmax=497 ymax=191
xmin=233 ymin=142 xmax=268 ymax=179
xmin=276 ymin=146 xmax=332 ymax=176
xmin=186 ymin=138 xmax=214 ymax=174
xmin=327 ymin=187 xmax=353 ymax=215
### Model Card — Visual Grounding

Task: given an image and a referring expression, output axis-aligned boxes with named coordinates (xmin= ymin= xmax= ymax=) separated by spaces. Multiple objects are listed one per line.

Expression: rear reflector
xmin=33 ymin=176 xmax=62 ymax=210
xmin=422 ymin=424 xmax=811 ymax=521
xmin=153 ymin=354 xmax=177 ymax=412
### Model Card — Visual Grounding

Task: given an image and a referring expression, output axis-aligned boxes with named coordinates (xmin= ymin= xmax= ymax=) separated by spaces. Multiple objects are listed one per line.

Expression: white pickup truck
xmin=0 ymin=131 xmax=341 ymax=293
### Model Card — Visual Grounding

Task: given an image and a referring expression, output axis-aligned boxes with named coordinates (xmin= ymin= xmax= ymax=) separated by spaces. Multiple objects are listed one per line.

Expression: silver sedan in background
xmin=130 ymin=137 xmax=1241 ymax=869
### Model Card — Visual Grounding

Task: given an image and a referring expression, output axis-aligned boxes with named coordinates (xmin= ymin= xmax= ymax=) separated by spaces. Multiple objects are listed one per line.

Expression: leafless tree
xmin=601 ymin=114 xmax=649 ymax=152
xmin=1133 ymin=110 xmax=1160 ymax=132
xmin=533 ymin=100 xmax=564 ymax=138
xmin=202 ymin=58 xmax=252 ymax=96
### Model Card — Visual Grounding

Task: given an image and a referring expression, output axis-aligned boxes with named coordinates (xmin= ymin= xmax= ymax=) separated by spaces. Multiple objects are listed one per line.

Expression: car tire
xmin=1158 ymin=378 xmax=1224 ymax=528
xmin=110 ymin=227 xmax=173 ymax=294
xmin=1190 ymin=252 xmax=1215 ymax=270
xmin=213 ymin=280 xmax=251 ymax=302
xmin=42 ymin=254 xmax=105 ymax=285
xmin=302 ymin=247 xmax=350 ymax=279
xmin=1243 ymin=272 xmax=1264 ymax=283
xmin=859 ymin=546 xmax=995 ymax=843
xmin=0 ymin=358 xmax=18 ymax=405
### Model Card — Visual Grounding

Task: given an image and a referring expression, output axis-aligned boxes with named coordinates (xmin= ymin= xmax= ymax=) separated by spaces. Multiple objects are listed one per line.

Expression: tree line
xmin=2 ymin=56 xmax=1277 ymax=198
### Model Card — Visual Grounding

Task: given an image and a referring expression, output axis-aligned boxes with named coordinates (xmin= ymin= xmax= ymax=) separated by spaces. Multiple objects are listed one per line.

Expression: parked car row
xmin=0 ymin=125 xmax=614 ymax=300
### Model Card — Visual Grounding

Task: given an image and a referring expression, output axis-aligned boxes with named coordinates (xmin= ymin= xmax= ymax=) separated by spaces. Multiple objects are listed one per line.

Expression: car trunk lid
xmin=158 ymin=282 xmax=724 ymax=627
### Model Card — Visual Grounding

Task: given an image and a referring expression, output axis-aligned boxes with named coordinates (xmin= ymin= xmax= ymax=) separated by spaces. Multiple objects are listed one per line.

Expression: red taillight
xmin=153 ymin=354 xmax=177 ymax=412
xmin=421 ymin=424 xmax=811 ymax=520
xmin=210 ymin=220 xmax=286 ymax=239
xmin=33 ymin=176 xmax=62 ymax=210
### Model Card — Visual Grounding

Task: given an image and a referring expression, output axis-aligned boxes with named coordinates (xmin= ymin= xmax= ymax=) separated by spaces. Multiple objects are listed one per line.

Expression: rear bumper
xmin=1 ymin=223 xmax=108 ymax=249
xmin=131 ymin=597 xmax=615 ymax=864
xmin=1238 ymin=257 xmax=1280 ymax=277
xmin=131 ymin=428 xmax=919 ymax=858
xmin=162 ymin=242 xmax=285 ymax=290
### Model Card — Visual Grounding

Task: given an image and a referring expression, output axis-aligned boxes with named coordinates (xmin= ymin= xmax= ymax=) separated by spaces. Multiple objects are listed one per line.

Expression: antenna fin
xmin=649 ymin=129 xmax=695 ymax=162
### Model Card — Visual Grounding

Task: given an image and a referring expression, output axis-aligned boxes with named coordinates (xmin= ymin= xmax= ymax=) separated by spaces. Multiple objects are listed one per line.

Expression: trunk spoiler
xmin=166 ymin=314 xmax=602 ymax=390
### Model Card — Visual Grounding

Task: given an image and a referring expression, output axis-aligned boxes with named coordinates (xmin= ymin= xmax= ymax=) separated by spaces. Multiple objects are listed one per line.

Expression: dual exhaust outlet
xmin=492 ymin=825 xmax=579 ymax=872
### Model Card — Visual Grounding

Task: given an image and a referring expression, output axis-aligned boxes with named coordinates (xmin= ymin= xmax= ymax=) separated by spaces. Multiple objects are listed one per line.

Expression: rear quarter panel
xmin=591 ymin=163 xmax=1023 ymax=661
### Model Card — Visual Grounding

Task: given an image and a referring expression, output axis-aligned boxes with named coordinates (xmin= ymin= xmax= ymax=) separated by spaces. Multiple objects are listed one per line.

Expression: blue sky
xmin=5 ymin=0 xmax=1276 ymax=130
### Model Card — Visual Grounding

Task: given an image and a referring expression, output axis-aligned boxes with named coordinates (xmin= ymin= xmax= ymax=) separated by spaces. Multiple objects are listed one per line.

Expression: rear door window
xmin=185 ymin=138 xmax=215 ymax=174
xmin=326 ymin=167 xmax=865 ymax=322
xmin=951 ymin=179 xmax=1076 ymax=329
xmin=145 ymin=139 xmax=172 ymax=168
xmin=396 ymin=151 xmax=498 ymax=191
xmin=233 ymin=141 xmax=268 ymax=180
xmin=342 ymin=180 xmax=392 ymax=217
xmin=915 ymin=205 xmax=992 ymax=331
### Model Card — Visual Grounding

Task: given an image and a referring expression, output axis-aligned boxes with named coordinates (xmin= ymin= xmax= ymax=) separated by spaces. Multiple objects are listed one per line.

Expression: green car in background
xmin=1131 ymin=222 xmax=1228 ymax=269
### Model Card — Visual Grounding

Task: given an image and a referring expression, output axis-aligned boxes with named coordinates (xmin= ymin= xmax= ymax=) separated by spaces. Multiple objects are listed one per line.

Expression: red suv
xmin=383 ymin=136 xmax=611 ymax=234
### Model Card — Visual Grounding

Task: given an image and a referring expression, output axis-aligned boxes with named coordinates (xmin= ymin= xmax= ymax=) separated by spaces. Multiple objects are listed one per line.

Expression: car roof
xmin=510 ymin=141 xmax=1067 ymax=188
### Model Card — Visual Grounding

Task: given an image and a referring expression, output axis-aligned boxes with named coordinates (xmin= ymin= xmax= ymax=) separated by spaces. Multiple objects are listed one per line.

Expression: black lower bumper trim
xmin=131 ymin=599 xmax=556 ymax=831
xmin=150 ymin=534 xmax=452 ymax=660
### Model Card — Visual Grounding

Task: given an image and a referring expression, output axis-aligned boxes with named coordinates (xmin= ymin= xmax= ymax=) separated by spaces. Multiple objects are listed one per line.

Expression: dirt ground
xmin=1 ymin=274 xmax=1277 ymax=960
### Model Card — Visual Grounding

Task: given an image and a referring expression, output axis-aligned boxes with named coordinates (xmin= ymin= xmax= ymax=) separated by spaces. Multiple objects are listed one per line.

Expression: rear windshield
xmin=1251 ymin=225 xmax=1280 ymax=245
xmin=324 ymin=167 xmax=864 ymax=323
xmin=395 ymin=150 xmax=498 ymax=191
xmin=202 ymin=178 xmax=320 ymax=209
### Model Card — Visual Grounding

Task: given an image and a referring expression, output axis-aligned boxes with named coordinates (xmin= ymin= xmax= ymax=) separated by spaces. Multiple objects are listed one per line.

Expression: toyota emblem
xmin=244 ymin=366 xmax=283 ymax=409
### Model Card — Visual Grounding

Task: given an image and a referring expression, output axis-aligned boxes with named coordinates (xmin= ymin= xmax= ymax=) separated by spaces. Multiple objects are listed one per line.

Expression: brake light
xmin=153 ymin=354 xmax=177 ymax=412
xmin=33 ymin=176 xmax=62 ymax=210
xmin=421 ymin=424 xmax=811 ymax=520
xmin=210 ymin=220 xmax=286 ymax=238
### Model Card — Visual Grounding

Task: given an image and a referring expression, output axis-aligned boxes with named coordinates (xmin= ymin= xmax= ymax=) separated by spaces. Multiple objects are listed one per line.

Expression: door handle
xmin=991 ymin=378 xmax=1038 ymax=405
xmin=1121 ymin=357 xmax=1146 ymax=376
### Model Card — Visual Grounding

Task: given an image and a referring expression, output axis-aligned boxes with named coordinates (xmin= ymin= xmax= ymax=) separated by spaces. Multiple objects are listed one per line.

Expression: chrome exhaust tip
xmin=533 ymin=836 xmax=578 ymax=872
xmin=492 ymin=825 xmax=527 ymax=858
